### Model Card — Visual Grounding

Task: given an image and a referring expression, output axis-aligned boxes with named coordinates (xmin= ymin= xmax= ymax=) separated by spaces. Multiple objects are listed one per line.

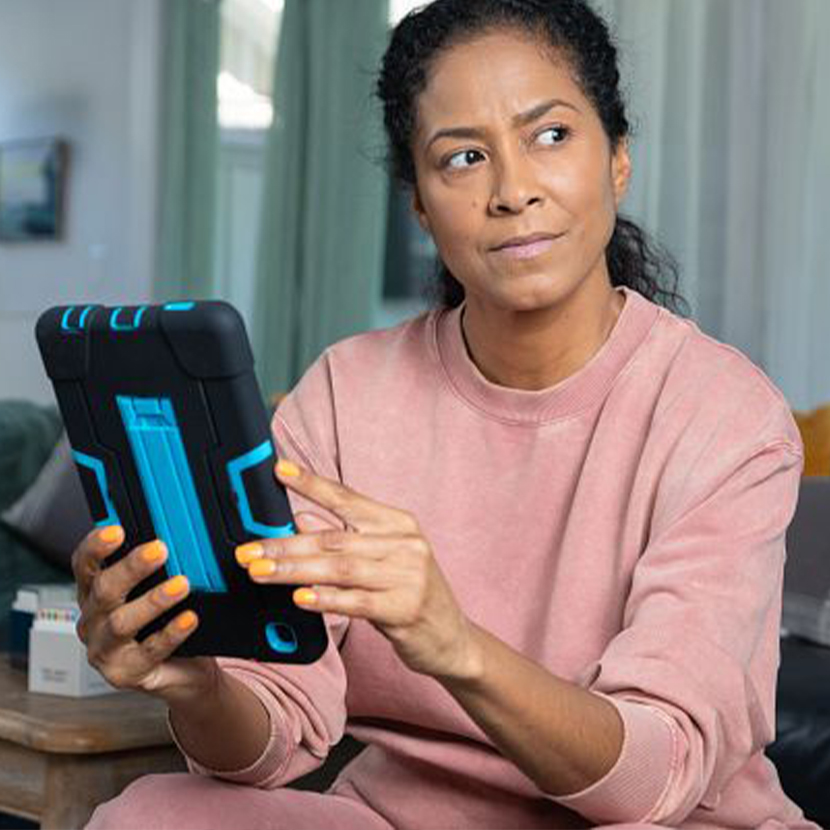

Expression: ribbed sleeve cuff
xmin=166 ymin=668 xmax=294 ymax=786
xmin=545 ymin=693 xmax=677 ymax=823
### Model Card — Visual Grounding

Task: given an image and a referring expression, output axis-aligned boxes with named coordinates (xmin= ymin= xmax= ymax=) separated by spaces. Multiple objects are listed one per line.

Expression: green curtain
xmin=154 ymin=0 xmax=221 ymax=301
xmin=252 ymin=0 xmax=390 ymax=397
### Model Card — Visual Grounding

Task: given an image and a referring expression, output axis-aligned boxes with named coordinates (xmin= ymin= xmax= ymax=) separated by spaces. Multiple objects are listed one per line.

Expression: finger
xmin=275 ymin=460 xmax=414 ymax=534
xmin=101 ymin=573 xmax=191 ymax=648
xmin=92 ymin=611 xmax=200 ymax=692
xmin=291 ymin=585 xmax=386 ymax=623
xmin=237 ymin=527 xmax=407 ymax=567
xmin=247 ymin=533 xmax=429 ymax=588
xmin=294 ymin=511 xmax=339 ymax=534
xmin=247 ymin=551 xmax=397 ymax=590
xmin=235 ymin=528 xmax=346 ymax=565
xmin=87 ymin=539 xmax=169 ymax=617
xmin=73 ymin=525 xmax=125 ymax=605
xmin=136 ymin=609 xmax=200 ymax=676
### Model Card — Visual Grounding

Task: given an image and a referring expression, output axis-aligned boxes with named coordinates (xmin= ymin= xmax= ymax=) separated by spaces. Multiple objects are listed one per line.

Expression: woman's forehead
xmin=415 ymin=29 xmax=585 ymax=133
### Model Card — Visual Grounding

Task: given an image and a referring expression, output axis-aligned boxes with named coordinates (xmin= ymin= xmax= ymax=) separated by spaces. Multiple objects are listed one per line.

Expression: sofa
xmin=0 ymin=399 xmax=827 ymax=824
xmin=0 ymin=401 xmax=75 ymax=648
xmin=767 ymin=475 xmax=830 ymax=825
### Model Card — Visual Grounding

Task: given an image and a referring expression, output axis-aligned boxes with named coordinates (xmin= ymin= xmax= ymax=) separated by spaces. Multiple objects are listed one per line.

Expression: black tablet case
xmin=36 ymin=301 xmax=328 ymax=663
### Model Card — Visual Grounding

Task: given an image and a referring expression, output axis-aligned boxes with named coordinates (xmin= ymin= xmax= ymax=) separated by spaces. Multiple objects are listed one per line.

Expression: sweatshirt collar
xmin=432 ymin=286 xmax=660 ymax=425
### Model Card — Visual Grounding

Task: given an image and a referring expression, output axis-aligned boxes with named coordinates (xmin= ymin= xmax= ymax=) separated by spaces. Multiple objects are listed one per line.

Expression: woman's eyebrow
xmin=425 ymin=98 xmax=580 ymax=149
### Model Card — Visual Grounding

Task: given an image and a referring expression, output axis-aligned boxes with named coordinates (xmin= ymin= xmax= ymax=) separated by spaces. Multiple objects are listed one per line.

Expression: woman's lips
xmin=491 ymin=234 xmax=562 ymax=261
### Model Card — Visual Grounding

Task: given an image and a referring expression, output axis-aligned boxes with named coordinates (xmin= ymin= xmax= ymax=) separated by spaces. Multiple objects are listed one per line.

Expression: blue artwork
xmin=0 ymin=138 xmax=68 ymax=241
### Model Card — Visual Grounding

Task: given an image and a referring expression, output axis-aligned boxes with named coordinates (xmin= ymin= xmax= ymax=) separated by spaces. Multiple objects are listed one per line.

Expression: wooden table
xmin=0 ymin=658 xmax=186 ymax=829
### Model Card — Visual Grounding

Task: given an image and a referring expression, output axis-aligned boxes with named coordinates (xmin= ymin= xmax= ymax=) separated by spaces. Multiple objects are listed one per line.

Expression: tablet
xmin=35 ymin=300 xmax=328 ymax=663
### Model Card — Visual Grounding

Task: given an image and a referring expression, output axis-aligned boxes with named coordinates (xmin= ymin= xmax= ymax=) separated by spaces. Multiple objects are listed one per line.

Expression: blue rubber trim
xmin=110 ymin=306 xmax=148 ymax=331
xmin=164 ymin=302 xmax=195 ymax=311
xmin=109 ymin=307 xmax=125 ymax=329
xmin=227 ymin=441 xmax=296 ymax=538
xmin=265 ymin=622 xmax=298 ymax=654
xmin=61 ymin=305 xmax=96 ymax=333
xmin=117 ymin=395 xmax=227 ymax=592
xmin=72 ymin=450 xmax=120 ymax=528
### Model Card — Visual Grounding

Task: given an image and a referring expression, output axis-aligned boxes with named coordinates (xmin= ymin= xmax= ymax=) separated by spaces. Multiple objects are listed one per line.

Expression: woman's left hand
xmin=235 ymin=459 xmax=481 ymax=682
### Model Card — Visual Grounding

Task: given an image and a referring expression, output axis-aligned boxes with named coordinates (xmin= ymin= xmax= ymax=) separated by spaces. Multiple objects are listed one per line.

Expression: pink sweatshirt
xmin=171 ymin=286 xmax=818 ymax=829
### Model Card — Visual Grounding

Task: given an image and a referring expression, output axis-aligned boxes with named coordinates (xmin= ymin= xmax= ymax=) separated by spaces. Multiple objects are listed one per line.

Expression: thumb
xmin=294 ymin=511 xmax=340 ymax=534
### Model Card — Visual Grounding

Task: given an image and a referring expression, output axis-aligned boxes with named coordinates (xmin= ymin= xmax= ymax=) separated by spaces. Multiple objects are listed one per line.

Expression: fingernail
xmin=176 ymin=610 xmax=198 ymax=631
xmin=142 ymin=541 xmax=167 ymax=563
xmin=249 ymin=559 xmax=276 ymax=577
xmin=294 ymin=587 xmax=317 ymax=605
xmin=276 ymin=459 xmax=300 ymax=477
xmin=235 ymin=542 xmax=264 ymax=565
xmin=99 ymin=525 xmax=124 ymax=545
xmin=163 ymin=575 xmax=189 ymax=596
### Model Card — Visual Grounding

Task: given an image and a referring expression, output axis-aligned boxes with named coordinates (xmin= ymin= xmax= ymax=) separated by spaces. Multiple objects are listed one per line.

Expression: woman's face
xmin=411 ymin=28 xmax=631 ymax=315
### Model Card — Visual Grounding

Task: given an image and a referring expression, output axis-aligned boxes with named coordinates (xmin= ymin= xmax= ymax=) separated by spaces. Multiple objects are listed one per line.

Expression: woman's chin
xmin=487 ymin=278 xmax=570 ymax=314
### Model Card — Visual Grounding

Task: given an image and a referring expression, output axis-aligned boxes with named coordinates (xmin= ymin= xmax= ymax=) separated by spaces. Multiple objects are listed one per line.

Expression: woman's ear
xmin=611 ymin=139 xmax=632 ymax=207
xmin=411 ymin=188 xmax=431 ymax=234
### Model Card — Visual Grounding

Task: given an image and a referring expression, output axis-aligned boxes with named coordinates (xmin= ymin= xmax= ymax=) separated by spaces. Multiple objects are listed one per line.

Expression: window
xmin=218 ymin=0 xmax=282 ymax=130
xmin=213 ymin=0 xmax=282 ymax=324
xmin=213 ymin=0 xmax=437 ymax=331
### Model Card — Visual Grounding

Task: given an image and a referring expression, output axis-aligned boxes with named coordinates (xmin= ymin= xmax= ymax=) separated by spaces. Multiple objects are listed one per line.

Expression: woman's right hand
xmin=72 ymin=525 xmax=218 ymax=702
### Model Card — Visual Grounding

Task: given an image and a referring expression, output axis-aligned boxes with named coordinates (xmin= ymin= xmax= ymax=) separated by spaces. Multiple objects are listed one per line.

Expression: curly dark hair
xmin=376 ymin=0 xmax=689 ymax=316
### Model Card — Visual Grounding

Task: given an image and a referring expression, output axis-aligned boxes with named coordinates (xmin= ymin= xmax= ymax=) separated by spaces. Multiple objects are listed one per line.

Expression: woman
xmin=83 ymin=0 xmax=818 ymax=827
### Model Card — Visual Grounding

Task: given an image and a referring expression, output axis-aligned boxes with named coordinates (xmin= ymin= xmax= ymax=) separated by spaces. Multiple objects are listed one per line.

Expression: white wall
xmin=0 ymin=0 xmax=161 ymax=403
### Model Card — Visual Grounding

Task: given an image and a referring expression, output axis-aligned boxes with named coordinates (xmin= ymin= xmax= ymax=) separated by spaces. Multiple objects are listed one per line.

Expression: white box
xmin=10 ymin=583 xmax=77 ymax=670
xmin=28 ymin=603 xmax=121 ymax=697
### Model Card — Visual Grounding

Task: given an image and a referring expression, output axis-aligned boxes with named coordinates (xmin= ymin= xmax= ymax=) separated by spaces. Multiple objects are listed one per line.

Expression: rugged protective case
xmin=35 ymin=300 xmax=328 ymax=663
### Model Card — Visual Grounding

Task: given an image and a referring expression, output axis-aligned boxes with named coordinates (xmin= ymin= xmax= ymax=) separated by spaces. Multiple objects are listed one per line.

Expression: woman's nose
xmin=488 ymin=154 xmax=544 ymax=215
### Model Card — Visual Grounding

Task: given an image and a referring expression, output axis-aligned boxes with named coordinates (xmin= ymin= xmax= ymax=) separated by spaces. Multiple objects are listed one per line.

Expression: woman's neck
xmin=460 ymin=283 xmax=625 ymax=391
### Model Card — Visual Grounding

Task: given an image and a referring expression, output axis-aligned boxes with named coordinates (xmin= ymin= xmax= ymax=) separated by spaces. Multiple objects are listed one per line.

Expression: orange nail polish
xmin=142 ymin=541 xmax=167 ymax=563
xmin=294 ymin=587 xmax=317 ymax=605
xmin=163 ymin=575 xmax=189 ymax=596
xmin=249 ymin=559 xmax=276 ymax=577
xmin=99 ymin=525 xmax=124 ymax=544
xmin=235 ymin=543 xmax=264 ymax=565
xmin=276 ymin=459 xmax=300 ymax=477
xmin=176 ymin=610 xmax=198 ymax=631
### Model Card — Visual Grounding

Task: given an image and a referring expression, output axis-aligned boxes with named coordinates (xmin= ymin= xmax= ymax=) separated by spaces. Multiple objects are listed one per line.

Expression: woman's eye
xmin=536 ymin=125 xmax=570 ymax=146
xmin=446 ymin=149 xmax=485 ymax=170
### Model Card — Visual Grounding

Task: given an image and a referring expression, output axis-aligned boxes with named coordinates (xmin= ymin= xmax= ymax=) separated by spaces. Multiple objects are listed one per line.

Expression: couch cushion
xmin=0 ymin=400 xmax=62 ymax=511
xmin=1 ymin=432 xmax=91 ymax=571
xmin=782 ymin=477 xmax=830 ymax=646
xmin=0 ymin=400 xmax=69 ymax=649
xmin=768 ymin=635 xmax=830 ymax=825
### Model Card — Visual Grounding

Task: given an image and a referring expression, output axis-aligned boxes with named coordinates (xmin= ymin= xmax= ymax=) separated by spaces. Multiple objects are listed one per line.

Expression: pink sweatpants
xmin=84 ymin=771 xmax=685 ymax=829
xmin=84 ymin=773 xmax=395 ymax=830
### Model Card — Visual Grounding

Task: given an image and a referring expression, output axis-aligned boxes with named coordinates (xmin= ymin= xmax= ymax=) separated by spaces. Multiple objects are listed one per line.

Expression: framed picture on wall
xmin=0 ymin=137 xmax=69 ymax=241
